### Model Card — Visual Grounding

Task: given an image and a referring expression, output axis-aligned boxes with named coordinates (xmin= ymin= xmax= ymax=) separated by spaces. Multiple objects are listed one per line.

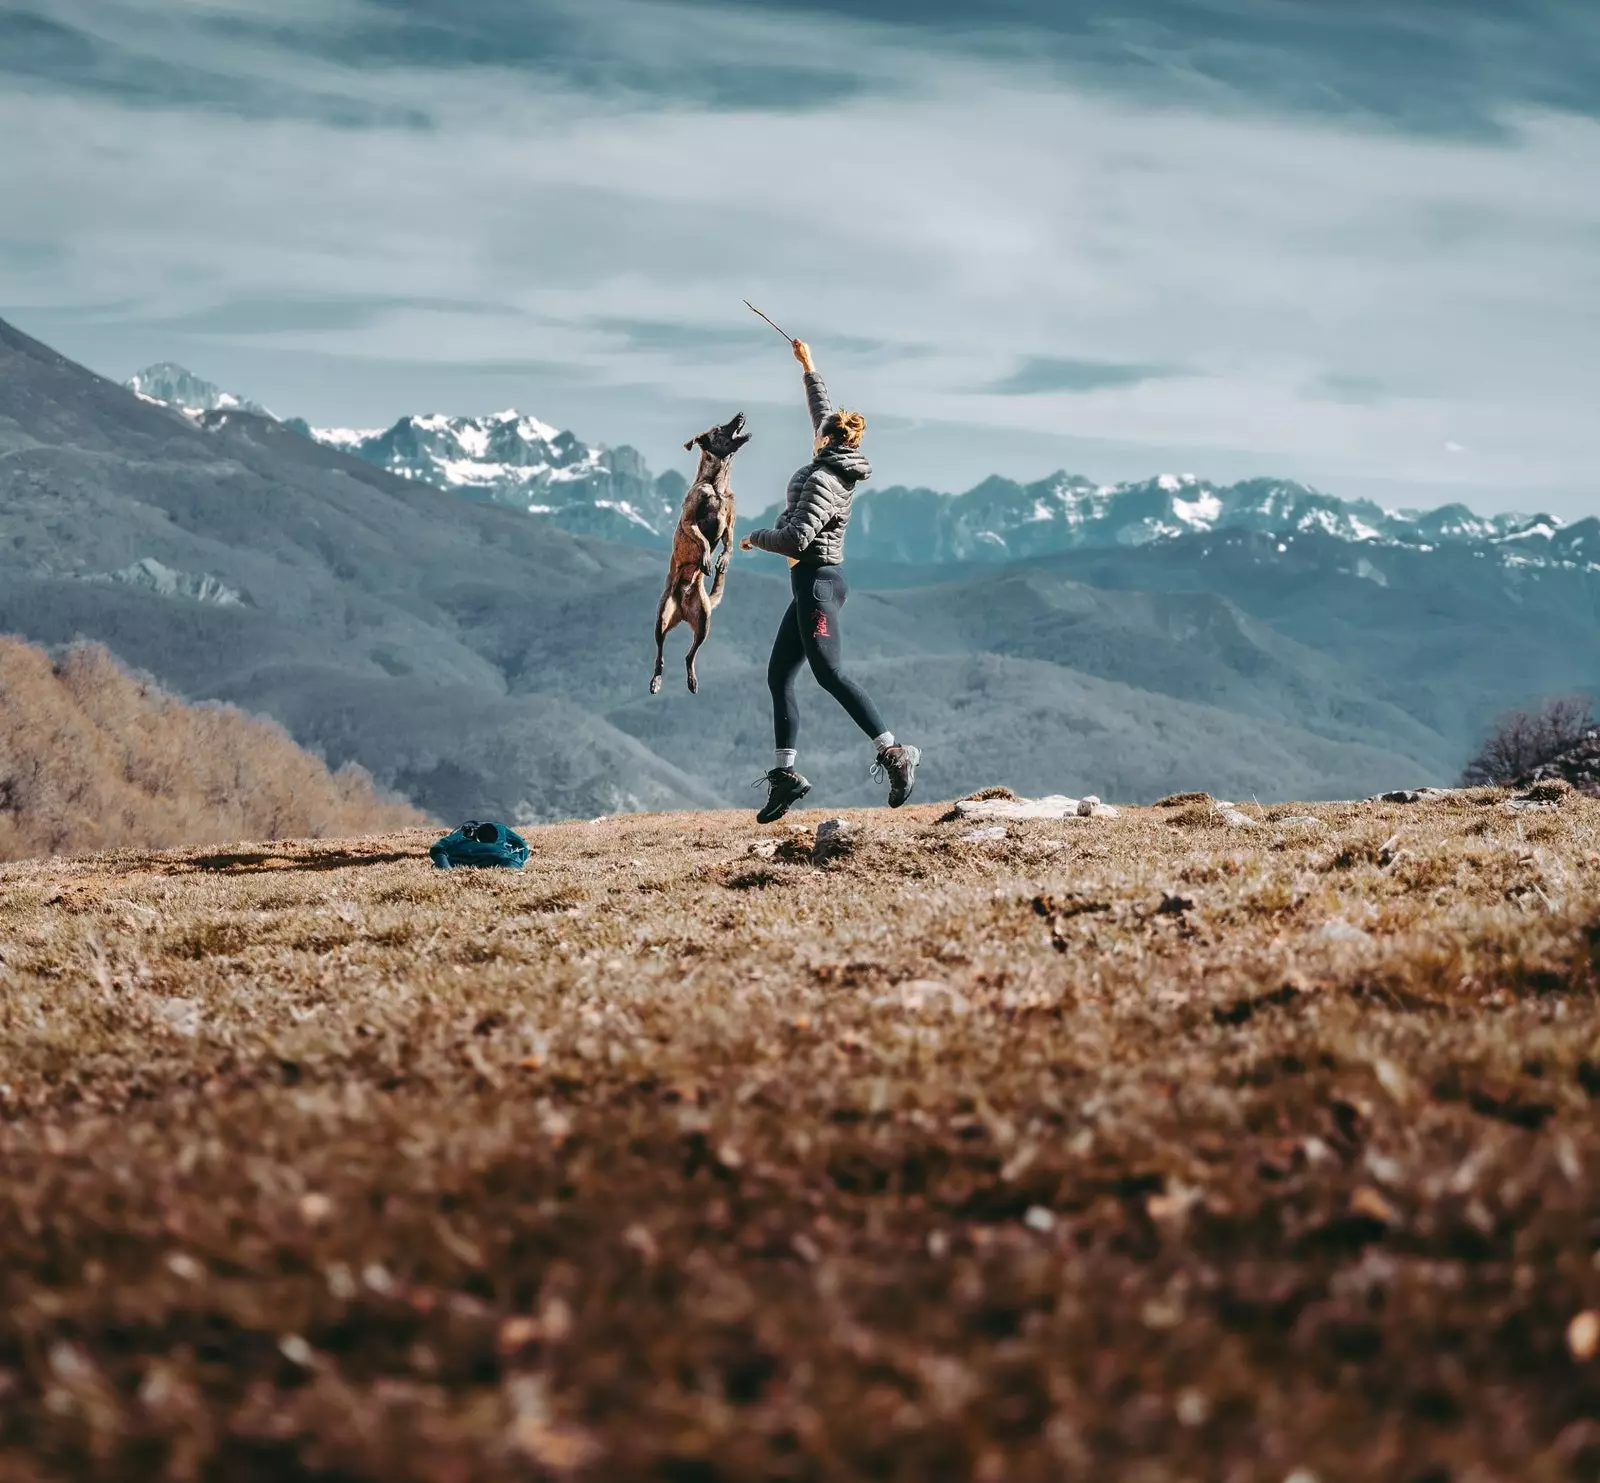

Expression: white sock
xmin=775 ymin=748 xmax=798 ymax=771
xmin=871 ymin=732 xmax=895 ymax=752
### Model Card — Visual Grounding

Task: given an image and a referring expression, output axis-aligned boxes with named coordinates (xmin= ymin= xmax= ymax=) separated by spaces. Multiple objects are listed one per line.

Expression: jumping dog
xmin=651 ymin=411 xmax=750 ymax=695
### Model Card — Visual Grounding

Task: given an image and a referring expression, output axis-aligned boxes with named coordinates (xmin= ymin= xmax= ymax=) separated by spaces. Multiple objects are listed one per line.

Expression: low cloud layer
xmin=4 ymin=0 xmax=1597 ymax=516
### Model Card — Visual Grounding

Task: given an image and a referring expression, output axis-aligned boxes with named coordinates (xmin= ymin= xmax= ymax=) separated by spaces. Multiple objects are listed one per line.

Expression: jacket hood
xmin=817 ymin=446 xmax=871 ymax=483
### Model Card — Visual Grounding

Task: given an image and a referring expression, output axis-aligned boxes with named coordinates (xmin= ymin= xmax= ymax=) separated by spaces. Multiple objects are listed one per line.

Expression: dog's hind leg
xmin=684 ymin=586 xmax=711 ymax=694
xmin=650 ymin=588 xmax=679 ymax=694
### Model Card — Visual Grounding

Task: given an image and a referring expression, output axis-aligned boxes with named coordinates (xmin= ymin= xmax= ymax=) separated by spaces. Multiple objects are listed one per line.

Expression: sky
xmin=3 ymin=0 xmax=1598 ymax=517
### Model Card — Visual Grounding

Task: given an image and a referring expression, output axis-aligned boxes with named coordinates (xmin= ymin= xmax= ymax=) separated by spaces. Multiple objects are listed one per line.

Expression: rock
xmin=1318 ymin=919 xmax=1372 ymax=945
xmin=1568 ymin=1309 xmax=1600 ymax=1362
xmin=746 ymin=840 xmax=779 ymax=860
xmin=961 ymin=825 xmax=1009 ymax=843
xmin=1505 ymin=798 xmax=1559 ymax=813
xmin=1022 ymin=1206 xmax=1056 ymax=1233
xmin=895 ymin=979 xmax=970 ymax=1016
xmin=1276 ymin=815 xmax=1327 ymax=830
xmin=1370 ymin=787 xmax=1457 ymax=804
xmin=1518 ymin=728 xmax=1600 ymax=797
xmin=1076 ymin=796 xmax=1119 ymax=819
xmin=812 ymin=818 xmax=860 ymax=863
xmin=1219 ymin=808 xmax=1257 ymax=829
xmin=950 ymin=794 xmax=1082 ymax=821
xmin=1348 ymin=1185 xmax=1400 ymax=1227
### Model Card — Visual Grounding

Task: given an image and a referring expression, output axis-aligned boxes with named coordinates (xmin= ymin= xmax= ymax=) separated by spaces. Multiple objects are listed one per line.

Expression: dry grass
xmin=1 ymin=791 xmax=1598 ymax=1481
xmin=0 ymin=638 xmax=428 ymax=861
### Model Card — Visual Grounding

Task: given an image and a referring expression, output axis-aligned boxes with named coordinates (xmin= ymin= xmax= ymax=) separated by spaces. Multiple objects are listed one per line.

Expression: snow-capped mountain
xmin=774 ymin=470 xmax=1595 ymax=571
xmin=125 ymin=363 xmax=269 ymax=418
xmin=305 ymin=411 xmax=683 ymax=546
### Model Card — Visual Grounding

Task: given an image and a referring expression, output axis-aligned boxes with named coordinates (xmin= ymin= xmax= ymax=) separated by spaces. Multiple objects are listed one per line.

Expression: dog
xmin=651 ymin=411 xmax=750 ymax=695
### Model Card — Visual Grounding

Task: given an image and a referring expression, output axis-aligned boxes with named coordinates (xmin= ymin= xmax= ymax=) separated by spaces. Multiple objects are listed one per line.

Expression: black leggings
xmin=768 ymin=563 xmax=887 ymax=750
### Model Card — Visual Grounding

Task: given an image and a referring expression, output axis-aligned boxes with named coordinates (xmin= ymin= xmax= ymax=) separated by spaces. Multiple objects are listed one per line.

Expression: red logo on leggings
xmin=813 ymin=612 xmax=830 ymax=639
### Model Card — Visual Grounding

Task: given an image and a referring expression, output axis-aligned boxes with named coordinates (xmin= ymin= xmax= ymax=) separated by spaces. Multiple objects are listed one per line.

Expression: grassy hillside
xmin=0 ymin=637 xmax=426 ymax=860
xmin=1 ymin=788 xmax=1596 ymax=1478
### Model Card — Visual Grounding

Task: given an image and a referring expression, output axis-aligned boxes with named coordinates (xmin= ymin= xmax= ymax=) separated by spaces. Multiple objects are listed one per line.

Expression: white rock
xmin=1276 ymin=815 xmax=1327 ymax=830
xmin=953 ymin=794 xmax=1081 ymax=821
xmin=1318 ymin=919 xmax=1372 ymax=945
xmin=1219 ymin=808 xmax=1257 ymax=829
xmin=1023 ymin=1206 xmax=1056 ymax=1233
xmin=961 ymin=825 xmax=1009 ymax=843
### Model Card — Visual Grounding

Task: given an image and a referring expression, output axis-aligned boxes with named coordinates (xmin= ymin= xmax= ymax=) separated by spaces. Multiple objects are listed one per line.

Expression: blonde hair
xmin=820 ymin=409 xmax=866 ymax=449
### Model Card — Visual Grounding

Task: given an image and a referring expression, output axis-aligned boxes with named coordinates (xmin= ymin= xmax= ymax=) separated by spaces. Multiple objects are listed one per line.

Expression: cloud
xmin=1305 ymin=372 xmax=1390 ymax=406
xmin=0 ymin=7 xmax=432 ymax=127
xmin=137 ymin=294 xmax=504 ymax=337
xmin=982 ymin=357 xmax=1185 ymax=396
xmin=2 ymin=0 xmax=1598 ymax=518
xmin=697 ymin=0 xmax=1600 ymax=141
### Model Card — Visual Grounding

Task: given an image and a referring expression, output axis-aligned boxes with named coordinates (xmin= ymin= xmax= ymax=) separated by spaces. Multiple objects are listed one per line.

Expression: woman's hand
xmin=791 ymin=339 xmax=815 ymax=373
xmin=740 ymin=536 xmax=754 ymax=551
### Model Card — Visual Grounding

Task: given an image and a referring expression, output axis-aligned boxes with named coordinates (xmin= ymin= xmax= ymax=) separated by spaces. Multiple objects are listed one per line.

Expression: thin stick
xmin=743 ymin=300 xmax=794 ymax=343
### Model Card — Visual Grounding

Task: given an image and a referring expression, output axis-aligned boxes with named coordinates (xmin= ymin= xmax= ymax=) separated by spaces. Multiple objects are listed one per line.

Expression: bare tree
xmin=1460 ymin=694 xmax=1596 ymax=786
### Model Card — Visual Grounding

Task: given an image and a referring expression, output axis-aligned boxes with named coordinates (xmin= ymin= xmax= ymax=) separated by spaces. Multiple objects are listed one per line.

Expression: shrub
xmin=0 ymin=637 xmax=429 ymax=860
xmin=1460 ymin=694 xmax=1594 ymax=787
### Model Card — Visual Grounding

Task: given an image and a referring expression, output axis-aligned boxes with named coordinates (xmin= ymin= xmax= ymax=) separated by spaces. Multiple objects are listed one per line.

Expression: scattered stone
xmin=1568 ymin=1309 xmax=1600 ymax=1362
xmin=1348 ymin=1185 xmax=1400 ymax=1227
xmin=1076 ymin=796 xmax=1119 ymax=819
xmin=1219 ymin=808 xmax=1257 ymax=829
xmin=1505 ymin=798 xmax=1559 ymax=813
xmin=1022 ymin=1206 xmax=1056 ymax=1233
xmin=745 ymin=840 xmax=779 ymax=860
xmin=1318 ymin=919 xmax=1372 ymax=945
xmin=961 ymin=825 xmax=1009 ymax=843
xmin=812 ymin=818 xmax=860 ymax=863
xmin=1276 ymin=815 xmax=1327 ymax=830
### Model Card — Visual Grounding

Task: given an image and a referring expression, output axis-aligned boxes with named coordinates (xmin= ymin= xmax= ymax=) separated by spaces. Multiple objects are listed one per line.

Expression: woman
xmin=740 ymin=338 xmax=921 ymax=823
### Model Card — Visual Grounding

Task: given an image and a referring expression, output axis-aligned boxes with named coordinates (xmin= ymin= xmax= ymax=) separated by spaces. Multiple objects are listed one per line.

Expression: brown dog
xmin=651 ymin=411 xmax=750 ymax=695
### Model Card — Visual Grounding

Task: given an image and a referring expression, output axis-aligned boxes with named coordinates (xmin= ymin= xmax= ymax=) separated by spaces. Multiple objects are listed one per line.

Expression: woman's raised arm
xmin=793 ymin=339 xmax=833 ymax=433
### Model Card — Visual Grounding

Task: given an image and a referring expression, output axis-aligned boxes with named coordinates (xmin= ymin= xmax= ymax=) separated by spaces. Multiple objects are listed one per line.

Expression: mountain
xmin=1 ymin=317 xmax=1588 ymax=831
xmin=306 ymin=411 xmax=687 ymax=547
xmin=125 ymin=363 xmax=686 ymax=549
xmin=755 ymin=470 xmax=1594 ymax=572
xmin=126 ymin=362 xmax=270 ymax=418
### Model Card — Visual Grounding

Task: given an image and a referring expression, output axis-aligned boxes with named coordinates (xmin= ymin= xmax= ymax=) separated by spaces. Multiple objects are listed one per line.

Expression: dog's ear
xmin=683 ymin=437 xmax=697 ymax=452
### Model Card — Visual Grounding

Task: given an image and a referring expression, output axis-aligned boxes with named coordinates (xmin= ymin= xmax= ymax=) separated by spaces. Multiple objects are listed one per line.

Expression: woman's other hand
xmin=792 ymin=339 xmax=814 ymax=373
xmin=740 ymin=536 xmax=754 ymax=551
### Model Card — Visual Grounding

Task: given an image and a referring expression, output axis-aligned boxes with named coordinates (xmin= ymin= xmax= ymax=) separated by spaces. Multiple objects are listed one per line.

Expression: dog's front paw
xmin=686 ymin=673 xmax=699 ymax=695
xmin=649 ymin=674 xmax=662 ymax=694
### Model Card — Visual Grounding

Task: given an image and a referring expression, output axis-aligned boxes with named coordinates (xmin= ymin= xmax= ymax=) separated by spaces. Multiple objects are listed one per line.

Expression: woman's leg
xmin=796 ymin=570 xmax=889 ymax=741
xmin=767 ymin=598 xmax=806 ymax=759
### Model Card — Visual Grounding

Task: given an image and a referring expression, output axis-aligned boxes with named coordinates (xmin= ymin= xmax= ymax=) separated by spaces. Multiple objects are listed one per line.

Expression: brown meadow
xmin=0 ymin=788 xmax=1597 ymax=1481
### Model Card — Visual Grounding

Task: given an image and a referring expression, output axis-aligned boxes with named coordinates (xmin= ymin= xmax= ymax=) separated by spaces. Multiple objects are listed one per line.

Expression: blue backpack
xmin=430 ymin=820 xmax=530 ymax=870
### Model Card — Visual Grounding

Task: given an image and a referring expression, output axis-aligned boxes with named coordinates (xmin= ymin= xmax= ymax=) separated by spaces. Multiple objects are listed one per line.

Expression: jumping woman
xmin=741 ymin=337 xmax=921 ymax=823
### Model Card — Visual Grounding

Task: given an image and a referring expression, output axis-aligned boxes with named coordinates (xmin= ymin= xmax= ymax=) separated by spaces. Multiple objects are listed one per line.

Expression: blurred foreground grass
xmin=0 ymin=789 xmax=1597 ymax=1481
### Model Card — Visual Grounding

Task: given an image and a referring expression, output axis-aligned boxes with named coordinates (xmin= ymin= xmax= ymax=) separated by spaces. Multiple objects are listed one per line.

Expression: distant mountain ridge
xmin=757 ymin=471 xmax=1596 ymax=574
xmin=125 ymin=362 xmax=1592 ymax=573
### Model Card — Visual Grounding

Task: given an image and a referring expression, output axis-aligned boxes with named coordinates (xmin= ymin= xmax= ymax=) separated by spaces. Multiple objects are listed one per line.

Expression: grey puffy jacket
xmin=746 ymin=372 xmax=870 ymax=567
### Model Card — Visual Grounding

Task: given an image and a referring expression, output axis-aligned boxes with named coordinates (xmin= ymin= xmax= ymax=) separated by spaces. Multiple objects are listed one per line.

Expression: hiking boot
xmin=753 ymin=767 xmax=811 ymax=824
xmin=872 ymin=743 xmax=921 ymax=808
